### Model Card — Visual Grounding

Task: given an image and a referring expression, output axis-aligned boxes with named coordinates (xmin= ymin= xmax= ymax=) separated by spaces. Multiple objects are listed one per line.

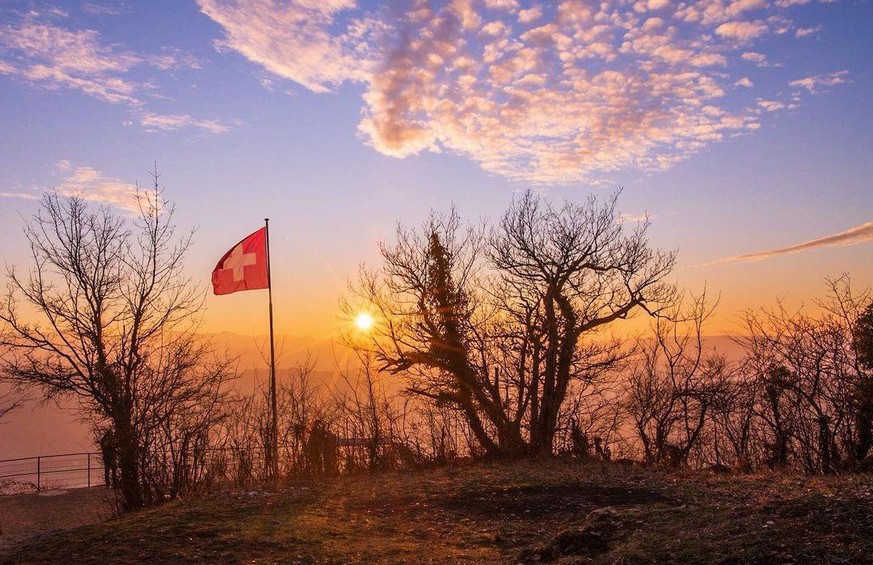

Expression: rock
xmin=518 ymin=507 xmax=620 ymax=563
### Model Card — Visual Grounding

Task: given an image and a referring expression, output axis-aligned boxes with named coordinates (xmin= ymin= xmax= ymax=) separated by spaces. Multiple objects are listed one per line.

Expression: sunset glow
xmin=0 ymin=1 xmax=871 ymax=461
xmin=354 ymin=312 xmax=375 ymax=332
xmin=1 ymin=5 xmax=873 ymax=561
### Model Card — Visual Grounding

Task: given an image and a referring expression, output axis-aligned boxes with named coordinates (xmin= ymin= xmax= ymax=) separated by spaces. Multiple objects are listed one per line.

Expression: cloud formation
xmin=197 ymin=0 xmax=376 ymax=93
xmin=0 ymin=20 xmax=142 ymax=104
xmin=199 ymin=0 xmax=848 ymax=184
xmin=0 ymin=12 xmax=223 ymax=134
xmin=709 ymin=221 xmax=873 ymax=265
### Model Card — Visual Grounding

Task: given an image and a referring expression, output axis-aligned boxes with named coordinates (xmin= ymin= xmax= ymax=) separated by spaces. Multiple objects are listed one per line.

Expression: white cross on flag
xmin=211 ymin=227 xmax=269 ymax=295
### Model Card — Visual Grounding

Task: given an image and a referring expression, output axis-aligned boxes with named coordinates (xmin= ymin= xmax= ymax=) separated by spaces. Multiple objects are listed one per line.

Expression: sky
xmin=0 ymin=0 xmax=871 ymax=343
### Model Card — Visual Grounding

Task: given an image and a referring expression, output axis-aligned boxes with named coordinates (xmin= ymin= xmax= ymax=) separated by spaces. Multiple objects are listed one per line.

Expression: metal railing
xmin=0 ymin=452 xmax=105 ymax=493
xmin=0 ymin=437 xmax=378 ymax=496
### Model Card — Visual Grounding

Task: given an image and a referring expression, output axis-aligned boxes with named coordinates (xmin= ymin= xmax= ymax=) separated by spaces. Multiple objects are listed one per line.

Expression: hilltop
xmin=2 ymin=459 xmax=872 ymax=564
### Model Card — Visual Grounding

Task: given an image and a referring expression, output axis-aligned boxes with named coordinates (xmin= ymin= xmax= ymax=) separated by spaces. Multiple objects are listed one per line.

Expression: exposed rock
xmin=518 ymin=506 xmax=619 ymax=563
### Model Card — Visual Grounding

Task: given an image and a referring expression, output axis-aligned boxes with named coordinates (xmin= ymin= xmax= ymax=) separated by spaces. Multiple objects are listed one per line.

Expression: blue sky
xmin=0 ymin=0 xmax=871 ymax=337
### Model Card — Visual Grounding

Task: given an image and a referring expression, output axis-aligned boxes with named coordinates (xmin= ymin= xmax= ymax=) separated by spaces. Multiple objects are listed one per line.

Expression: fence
xmin=0 ymin=452 xmax=105 ymax=494
xmin=0 ymin=438 xmax=381 ymax=496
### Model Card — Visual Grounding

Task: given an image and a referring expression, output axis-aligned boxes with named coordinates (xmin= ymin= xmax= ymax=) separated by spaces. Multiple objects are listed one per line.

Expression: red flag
xmin=212 ymin=227 xmax=269 ymax=295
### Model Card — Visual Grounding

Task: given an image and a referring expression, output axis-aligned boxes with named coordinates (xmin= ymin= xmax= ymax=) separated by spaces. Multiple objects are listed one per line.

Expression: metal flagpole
xmin=264 ymin=218 xmax=278 ymax=479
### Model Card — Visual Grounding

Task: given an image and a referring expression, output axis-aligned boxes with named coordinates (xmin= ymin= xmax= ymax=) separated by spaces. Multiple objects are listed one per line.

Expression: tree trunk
xmin=114 ymin=414 xmax=144 ymax=511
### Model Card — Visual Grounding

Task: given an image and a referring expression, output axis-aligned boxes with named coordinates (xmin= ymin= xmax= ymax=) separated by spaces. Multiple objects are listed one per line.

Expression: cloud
xmin=53 ymin=163 xmax=142 ymax=211
xmin=715 ymin=20 xmax=768 ymax=41
xmin=0 ymin=162 xmax=143 ymax=210
xmin=795 ymin=25 xmax=822 ymax=38
xmin=139 ymin=112 xmax=232 ymax=133
xmin=82 ymin=3 xmax=124 ymax=16
xmin=0 ymin=15 xmax=222 ymax=134
xmin=199 ymin=0 xmax=846 ymax=184
xmin=790 ymin=70 xmax=848 ymax=93
xmin=708 ymin=221 xmax=873 ymax=265
xmin=674 ymin=0 xmax=768 ymax=26
xmin=757 ymin=99 xmax=786 ymax=112
xmin=0 ymin=191 xmax=41 ymax=200
xmin=485 ymin=0 xmax=520 ymax=10
xmin=617 ymin=212 xmax=652 ymax=224
xmin=518 ymin=6 xmax=543 ymax=24
xmin=741 ymin=51 xmax=772 ymax=67
xmin=0 ymin=20 xmax=143 ymax=105
xmin=197 ymin=0 xmax=374 ymax=93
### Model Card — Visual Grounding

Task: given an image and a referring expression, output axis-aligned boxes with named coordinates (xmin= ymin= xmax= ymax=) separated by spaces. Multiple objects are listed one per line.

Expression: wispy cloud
xmin=53 ymin=161 xmax=141 ymax=210
xmin=139 ymin=112 xmax=232 ymax=133
xmin=617 ymin=212 xmax=653 ymax=224
xmin=0 ymin=191 xmax=40 ymax=200
xmin=197 ymin=0 xmax=847 ymax=184
xmin=741 ymin=51 xmax=778 ymax=67
xmin=82 ymin=3 xmax=124 ymax=16
xmin=705 ymin=221 xmax=873 ymax=266
xmin=795 ymin=25 xmax=822 ymax=38
xmin=790 ymin=70 xmax=849 ymax=93
xmin=197 ymin=0 xmax=375 ymax=94
xmin=0 ymin=13 xmax=223 ymax=133
xmin=0 ymin=20 xmax=143 ymax=105
xmin=1 ymin=161 xmax=142 ymax=210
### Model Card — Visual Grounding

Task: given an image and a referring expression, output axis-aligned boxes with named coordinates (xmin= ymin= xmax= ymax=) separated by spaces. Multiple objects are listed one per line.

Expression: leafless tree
xmin=489 ymin=191 xmax=676 ymax=454
xmin=625 ymin=293 xmax=730 ymax=467
xmin=0 ymin=177 xmax=234 ymax=510
xmin=735 ymin=276 xmax=871 ymax=473
xmin=708 ymin=365 xmax=757 ymax=471
xmin=348 ymin=190 xmax=676 ymax=457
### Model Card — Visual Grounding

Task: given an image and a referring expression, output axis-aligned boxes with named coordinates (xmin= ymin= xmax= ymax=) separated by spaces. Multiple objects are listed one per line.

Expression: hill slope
xmin=2 ymin=460 xmax=872 ymax=564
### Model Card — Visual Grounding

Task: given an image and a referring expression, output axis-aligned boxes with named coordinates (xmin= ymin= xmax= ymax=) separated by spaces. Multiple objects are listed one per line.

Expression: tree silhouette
xmin=0 ymin=176 xmax=232 ymax=510
xmin=349 ymin=190 xmax=676 ymax=456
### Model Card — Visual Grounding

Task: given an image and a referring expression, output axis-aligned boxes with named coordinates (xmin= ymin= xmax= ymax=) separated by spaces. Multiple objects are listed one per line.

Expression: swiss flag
xmin=212 ymin=227 xmax=269 ymax=295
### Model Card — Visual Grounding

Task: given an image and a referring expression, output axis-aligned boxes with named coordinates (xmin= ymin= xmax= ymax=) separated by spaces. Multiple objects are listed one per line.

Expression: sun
xmin=354 ymin=312 xmax=375 ymax=332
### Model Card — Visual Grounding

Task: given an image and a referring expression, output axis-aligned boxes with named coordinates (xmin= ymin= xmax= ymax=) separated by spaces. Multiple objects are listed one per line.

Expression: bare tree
xmin=347 ymin=209 xmax=511 ymax=454
xmin=0 ymin=177 xmax=233 ymax=510
xmin=625 ymin=293 xmax=729 ymax=467
xmin=349 ymin=190 xmax=675 ymax=457
xmin=489 ymin=191 xmax=676 ymax=454
xmin=734 ymin=276 xmax=871 ymax=473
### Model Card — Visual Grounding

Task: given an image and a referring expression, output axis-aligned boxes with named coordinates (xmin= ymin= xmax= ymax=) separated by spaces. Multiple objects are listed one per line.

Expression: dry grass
xmin=1 ymin=460 xmax=871 ymax=564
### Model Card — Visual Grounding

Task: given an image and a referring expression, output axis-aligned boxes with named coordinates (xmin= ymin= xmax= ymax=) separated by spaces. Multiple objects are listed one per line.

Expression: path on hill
xmin=0 ymin=487 xmax=114 ymax=553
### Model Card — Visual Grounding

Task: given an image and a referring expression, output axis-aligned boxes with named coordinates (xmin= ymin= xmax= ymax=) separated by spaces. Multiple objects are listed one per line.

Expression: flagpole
xmin=264 ymin=218 xmax=278 ymax=479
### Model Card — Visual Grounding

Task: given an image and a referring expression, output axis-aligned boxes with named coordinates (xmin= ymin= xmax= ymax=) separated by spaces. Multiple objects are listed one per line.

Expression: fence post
xmin=37 ymin=456 xmax=41 ymax=492
xmin=87 ymin=453 xmax=91 ymax=488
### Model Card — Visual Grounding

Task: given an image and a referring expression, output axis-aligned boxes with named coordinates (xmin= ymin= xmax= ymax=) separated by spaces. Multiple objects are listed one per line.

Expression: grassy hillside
xmin=2 ymin=459 xmax=872 ymax=564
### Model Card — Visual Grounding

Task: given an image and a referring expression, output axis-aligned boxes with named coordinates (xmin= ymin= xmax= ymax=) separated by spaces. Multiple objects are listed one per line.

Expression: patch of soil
xmin=439 ymin=483 xmax=672 ymax=520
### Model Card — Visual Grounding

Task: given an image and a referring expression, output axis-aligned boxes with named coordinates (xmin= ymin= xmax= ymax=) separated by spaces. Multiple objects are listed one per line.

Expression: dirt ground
xmin=0 ymin=487 xmax=115 ymax=553
xmin=1 ymin=461 xmax=872 ymax=564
